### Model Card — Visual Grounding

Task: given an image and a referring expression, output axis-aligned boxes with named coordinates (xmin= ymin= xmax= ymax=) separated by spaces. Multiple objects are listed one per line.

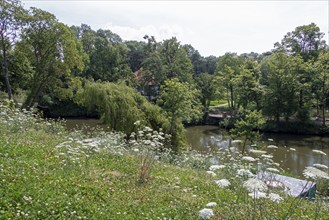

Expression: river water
xmin=186 ymin=125 xmax=329 ymax=176
xmin=65 ymin=119 xmax=328 ymax=176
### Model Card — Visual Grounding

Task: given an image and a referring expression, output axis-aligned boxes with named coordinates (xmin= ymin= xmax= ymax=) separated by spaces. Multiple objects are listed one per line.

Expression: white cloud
xmin=106 ymin=23 xmax=192 ymax=43
xmin=22 ymin=0 xmax=328 ymax=56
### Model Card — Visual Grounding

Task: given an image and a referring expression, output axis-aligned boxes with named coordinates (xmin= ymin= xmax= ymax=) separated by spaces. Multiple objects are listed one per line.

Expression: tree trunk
xmin=316 ymin=97 xmax=319 ymax=116
xmin=1 ymin=35 xmax=13 ymax=100
xmin=322 ymin=99 xmax=326 ymax=126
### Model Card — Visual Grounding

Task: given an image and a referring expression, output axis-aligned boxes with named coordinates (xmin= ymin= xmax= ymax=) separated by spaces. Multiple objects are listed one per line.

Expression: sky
xmin=21 ymin=1 xmax=329 ymax=57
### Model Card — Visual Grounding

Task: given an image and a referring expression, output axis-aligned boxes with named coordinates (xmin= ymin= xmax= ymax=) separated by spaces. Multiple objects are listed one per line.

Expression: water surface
xmin=186 ymin=125 xmax=329 ymax=176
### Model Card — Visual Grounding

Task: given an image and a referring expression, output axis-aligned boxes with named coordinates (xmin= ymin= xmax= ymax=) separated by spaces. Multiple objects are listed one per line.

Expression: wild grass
xmin=0 ymin=102 xmax=328 ymax=219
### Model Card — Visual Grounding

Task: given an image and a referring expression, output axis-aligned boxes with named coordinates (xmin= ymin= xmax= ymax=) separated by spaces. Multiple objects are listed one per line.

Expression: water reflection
xmin=186 ymin=126 xmax=329 ymax=176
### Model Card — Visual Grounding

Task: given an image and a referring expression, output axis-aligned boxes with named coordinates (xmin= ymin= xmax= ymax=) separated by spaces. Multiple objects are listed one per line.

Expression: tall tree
xmin=20 ymin=8 xmax=84 ymax=109
xmin=0 ymin=0 xmax=26 ymax=99
xmin=314 ymin=50 xmax=329 ymax=125
xmin=125 ymin=40 xmax=146 ymax=72
xmin=261 ymin=52 xmax=300 ymax=122
xmin=157 ymin=78 xmax=202 ymax=148
xmin=235 ymin=58 xmax=263 ymax=113
xmin=275 ymin=23 xmax=326 ymax=61
xmin=216 ymin=53 xmax=244 ymax=112
xmin=195 ymin=72 xmax=216 ymax=118
xmin=159 ymin=37 xmax=194 ymax=83
xmin=275 ymin=23 xmax=327 ymax=118
xmin=204 ymin=55 xmax=217 ymax=74
xmin=183 ymin=44 xmax=205 ymax=75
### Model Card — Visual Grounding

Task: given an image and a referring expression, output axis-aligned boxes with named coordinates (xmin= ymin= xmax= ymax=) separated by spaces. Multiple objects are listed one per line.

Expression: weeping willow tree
xmin=78 ymin=81 xmax=187 ymax=151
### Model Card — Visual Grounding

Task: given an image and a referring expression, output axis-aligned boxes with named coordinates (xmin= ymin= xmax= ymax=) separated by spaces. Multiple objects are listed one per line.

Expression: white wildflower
xmin=267 ymin=145 xmax=278 ymax=149
xmin=272 ymin=162 xmax=280 ymax=167
xmin=268 ymin=193 xmax=283 ymax=202
xmin=266 ymin=168 xmax=280 ymax=173
xmin=248 ymin=191 xmax=267 ymax=199
xmin=313 ymin=164 xmax=328 ymax=170
xmin=303 ymin=166 xmax=329 ymax=180
xmin=242 ymin=156 xmax=256 ymax=162
xmin=206 ymin=202 xmax=217 ymax=207
xmin=23 ymin=196 xmax=32 ymax=202
xmin=206 ymin=171 xmax=217 ymax=177
xmin=209 ymin=165 xmax=226 ymax=171
xmin=243 ymin=178 xmax=268 ymax=192
xmin=249 ymin=149 xmax=267 ymax=154
xmin=261 ymin=154 xmax=273 ymax=159
xmin=232 ymin=140 xmax=242 ymax=143
xmin=199 ymin=208 xmax=214 ymax=219
xmin=215 ymin=179 xmax=231 ymax=188
xmin=289 ymin=148 xmax=296 ymax=151
xmin=312 ymin=150 xmax=327 ymax=156
xmin=133 ymin=120 xmax=140 ymax=126
xmin=237 ymin=169 xmax=255 ymax=178
xmin=143 ymin=126 xmax=153 ymax=132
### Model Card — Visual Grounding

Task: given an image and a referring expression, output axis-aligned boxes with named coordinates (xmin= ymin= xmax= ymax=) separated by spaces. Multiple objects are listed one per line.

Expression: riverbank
xmin=1 ymin=104 xmax=329 ymax=219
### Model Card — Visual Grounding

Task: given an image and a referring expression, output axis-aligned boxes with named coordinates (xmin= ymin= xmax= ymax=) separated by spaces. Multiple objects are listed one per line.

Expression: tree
xmin=183 ymin=44 xmax=205 ymax=75
xmin=235 ymin=58 xmax=263 ymax=113
xmin=204 ymin=55 xmax=217 ymax=74
xmin=78 ymin=81 xmax=186 ymax=150
xmin=125 ymin=40 xmax=146 ymax=72
xmin=261 ymin=52 xmax=300 ymax=122
xmin=20 ymin=8 xmax=84 ymax=109
xmin=275 ymin=23 xmax=327 ymax=117
xmin=216 ymin=53 xmax=244 ymax=112
xmin=159 ymin=37 xmax=194 ymax=83
xmin=195 ymin=72 xmax=216 ymax=118
xmin=314 ymin=50 xmax=329 ymax=125
xmin=157 ymin=78 xmax=202 ymax=148
xmin=230 ymin=110 xmax=265 ymax=154
xmin=0 ymin=0 xmax=26 ymax=99
xmin=275 ymin=23 xmax=326 ymax=61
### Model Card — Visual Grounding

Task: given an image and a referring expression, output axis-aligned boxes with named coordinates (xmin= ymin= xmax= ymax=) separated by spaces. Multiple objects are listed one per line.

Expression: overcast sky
xmin=22 ymin=1 xmax=328 ymax=57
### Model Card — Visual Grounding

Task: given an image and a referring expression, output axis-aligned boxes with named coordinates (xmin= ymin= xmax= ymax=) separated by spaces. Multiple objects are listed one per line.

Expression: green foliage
xmin=18 ymin=8 xmax=85 ymax=109
xmin=157 ymin=78 xmax=202 ymax=123
xmin=275 ymin=23 xmax=326 ymax=61
xmin=157 ymin=78 xmax=202 ymax=149
xmin=235 ymin=59 xmax=263 ymax=112
xmin=314 ymin=50 xmax=329 ymax=125
xmin=261 ymin=52 xmax=301 ymax=122
xmin=0 ymin=0 xmax=27 ymax=99
xmin=216 ymin=53 xmax=244 ymax=111
xmin=195 ymin=73 xmax=216 ymax=110
xmin=231 ymin=110 xmax=265 ymax=153
xmin=78 ymin=81 xmax=188 ymax=151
